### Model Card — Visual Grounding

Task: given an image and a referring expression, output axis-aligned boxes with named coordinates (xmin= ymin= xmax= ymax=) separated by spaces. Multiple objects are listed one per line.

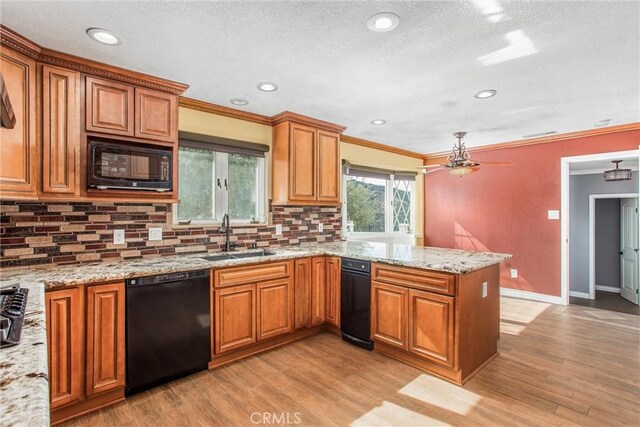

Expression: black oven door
xmin=88 ymin=141 xmax=173 ymax=191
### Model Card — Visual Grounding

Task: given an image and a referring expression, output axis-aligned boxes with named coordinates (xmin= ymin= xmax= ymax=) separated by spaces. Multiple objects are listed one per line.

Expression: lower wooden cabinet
xmin=325 ymin=256 xmax=341 ymax=327
xmin=309 ymin=257 xmax=326 ymax=326
xmin=214 ymin=284 xmax=256 ymax=354
xmin=293 ymin=258 xmax=311 ymax=329
xmin=46 ymin=281 xmax=125 ymax=420
xmin=371 ymin=282 xmax=408 ymax=350
xmin=257 ymin=279 xmax=293 ymax=341
xmin=85 ymin=283 xmax=125 ymax=395
xmin=46 ymin=288 xmax=83 ymax=409
xmin=408 ymin=289 xmax=455 ymax=367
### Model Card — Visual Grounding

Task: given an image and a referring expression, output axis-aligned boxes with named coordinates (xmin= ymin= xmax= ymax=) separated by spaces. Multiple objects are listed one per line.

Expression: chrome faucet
xmin=221 ymin=213 xmax=236 ymax=252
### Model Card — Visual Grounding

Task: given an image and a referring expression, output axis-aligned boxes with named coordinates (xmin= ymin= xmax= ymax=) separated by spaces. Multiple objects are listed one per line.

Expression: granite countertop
xmin=0 ymin=283 xmax=49 ymax=427
xmin=0 ymin=241 xmax=509 ymax=426
xmin=0 ymin=241 xmax=511 ymax=291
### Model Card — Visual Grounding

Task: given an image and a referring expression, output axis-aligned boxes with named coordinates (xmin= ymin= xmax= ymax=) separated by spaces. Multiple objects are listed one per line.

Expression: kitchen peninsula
xmin=1 ymin=241 xmax=509 ymax=426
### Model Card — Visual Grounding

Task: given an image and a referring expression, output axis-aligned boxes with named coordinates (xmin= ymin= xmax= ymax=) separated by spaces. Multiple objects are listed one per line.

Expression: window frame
xmin=173 ymin=145 xmax=267 ymax=225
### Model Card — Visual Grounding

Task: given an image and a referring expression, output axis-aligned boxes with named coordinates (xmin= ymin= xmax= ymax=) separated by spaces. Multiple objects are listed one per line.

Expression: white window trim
xmin=342 ymin=172 xmax=416 ymax=238
xmin=173 ymin=149 xmax=267 ymax=225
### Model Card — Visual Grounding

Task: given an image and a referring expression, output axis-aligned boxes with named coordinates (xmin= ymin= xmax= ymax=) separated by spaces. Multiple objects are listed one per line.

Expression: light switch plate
xmin=482 ymin=282 xmax=488 ymax=298
xmin=275 ymin=224 xmax=282 ymax=235
xmin=547 ymin=210 xmax=560 ymax=220
xmin=318 ymin=223 xmax=324 ymax=233
xmin=113 ymin=229 xmax=125 ymax=245
xmin=148 ymin=227 xmax=163 ymax=241
xmin=510 ymin=269 xmax=518 ymax=279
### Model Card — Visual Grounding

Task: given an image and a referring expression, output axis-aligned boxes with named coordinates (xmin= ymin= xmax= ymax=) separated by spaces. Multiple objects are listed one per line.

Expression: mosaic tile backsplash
xmin=0 ymin=202 xmax=341 ymax=268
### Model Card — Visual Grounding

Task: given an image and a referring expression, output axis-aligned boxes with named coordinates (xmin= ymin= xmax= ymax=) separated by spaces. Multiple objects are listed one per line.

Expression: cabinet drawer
xmin=214 ymin=261 xmax=291 ymax=288
xmin=372 ymin=263 xmax=456 ymax=296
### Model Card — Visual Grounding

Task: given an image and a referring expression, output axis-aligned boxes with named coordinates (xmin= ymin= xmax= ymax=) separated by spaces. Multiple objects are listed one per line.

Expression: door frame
xmin=560 ymin=149 xmax=639 ymax=305
xmin=588 ymin=193 xmax=638 ymax=299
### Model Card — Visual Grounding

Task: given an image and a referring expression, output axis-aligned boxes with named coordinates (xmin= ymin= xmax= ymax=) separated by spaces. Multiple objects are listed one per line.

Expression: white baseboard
xmin=500 ymin=288 xmax=564 ymax=305
xmin=570 ymin=291 xmax=591 ymax=299
xmin=595 ymin=285 xmax=621 ymax=293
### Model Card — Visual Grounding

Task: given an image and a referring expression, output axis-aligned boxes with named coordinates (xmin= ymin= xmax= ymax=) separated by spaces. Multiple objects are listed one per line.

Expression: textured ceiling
xmin=2 ymin=1 xmax=638 ymax=153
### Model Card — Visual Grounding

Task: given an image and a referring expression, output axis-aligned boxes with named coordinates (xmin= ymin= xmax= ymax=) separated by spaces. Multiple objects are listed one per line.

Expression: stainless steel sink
xmin=201 ymin=250 xmax=276 ymax=262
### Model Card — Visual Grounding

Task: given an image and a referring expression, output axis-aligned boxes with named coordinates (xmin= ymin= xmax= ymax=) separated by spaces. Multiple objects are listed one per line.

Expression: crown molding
xmin=271 ymin=111 xmax=347 ymax=133
xmin=179 ymin=97 xmax=272 ymax=125
xmin=1 ymin=25 xmax=189 ymax=95
xmin=340 ymin=135 xmax=424 ymax=159
xmin=424 ymin=123 xmax=640 ymax=164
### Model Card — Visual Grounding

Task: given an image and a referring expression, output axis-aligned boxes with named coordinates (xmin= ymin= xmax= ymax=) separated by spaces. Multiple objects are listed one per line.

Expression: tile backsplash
xmin=0 ymin=202 xmax=341 ymax=268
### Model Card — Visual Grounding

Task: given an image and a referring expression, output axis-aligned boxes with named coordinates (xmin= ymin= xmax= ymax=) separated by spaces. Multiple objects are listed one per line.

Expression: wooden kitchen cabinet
xmin=271 ymin=113 xmax=345 ymax=206
xmin=134 ymin=87 xmax=177 ymax=143
xmin=408 ymin=289 xmax=455 ymax=367
xmin=0 ymin=46 xmax=38 ymax=198
xmin=325 ymin=256 xmax=341 ymax=327
xmin=85 ymin=76 xmax=134 ymax=136
xmin=214 ymin=284 xmax=257 ymax=354
xmin=46 ymin=287 xmax=83 ymax=409
xmin=257 ymin=278 xmax=294 ymax=341
xmin=310 ymin=257 xmax=326 ymax=326
xmin=294 ymin=258 xmax=311 ymax=329
xmin=85 ymin=282 xmax=125 ymax=396
xmin=371 ymin=282 xmax=408 ymax=350
xmin=41 ymin=64 xmax=80 ymax=195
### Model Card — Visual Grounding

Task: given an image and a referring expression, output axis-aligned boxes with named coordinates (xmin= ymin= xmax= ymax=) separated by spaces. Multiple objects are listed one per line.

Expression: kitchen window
xmin=175 ymin=133 xmax=268 ymax=224
xmin=342 ymin=162 xmax=416 ymax=239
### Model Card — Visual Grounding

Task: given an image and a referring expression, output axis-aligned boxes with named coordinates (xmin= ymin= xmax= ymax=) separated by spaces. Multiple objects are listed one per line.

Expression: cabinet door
xmin=288 ymin=123 xmax=316 ymax=201
xmin=42 ymin=65 xmax=80 ymax=194
xmin=325 ymin=256 xmax=341 ymax=327
xmin=310 ymin=257 xmax=326 ymax=325
xmin=316 ymin=130 xmax=340 ymax=203
xmin=294 ymin=258 xmax=311 ymax=329
xmin=46 ymin=288 xmax=83 ymax=409
xmin=257 ymin=279 xmax=293 ymax=341
xmin=0 ymin=47 xmax=37 ymax=197
xmin=408 ymin=289 xmax=455 ymax=367
xmin=371 ymin=282 xmax=408 ymax=350
xmin=214 ymin=284 xmax=256 ymax=354
xmin=85 ymin=283 xmax=125 ymax=396
xmin=134 ymin=88 xmax=177 ymax=142
xmin=85 ymin=76 xmax=134 ymax=136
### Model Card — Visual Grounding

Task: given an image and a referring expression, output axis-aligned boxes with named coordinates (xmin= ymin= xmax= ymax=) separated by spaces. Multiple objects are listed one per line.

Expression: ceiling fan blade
xmin=419 ymin=164 xmax=447 ymax=169
xmin=424 ymin=167 xmax=446 ymax=174
xmin=474 ymin=160 xmax=516 ymax=166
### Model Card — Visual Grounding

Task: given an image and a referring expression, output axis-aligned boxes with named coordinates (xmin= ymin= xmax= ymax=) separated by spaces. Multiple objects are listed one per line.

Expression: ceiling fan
xmin=420 ymin=132 xmax=514 ymax=176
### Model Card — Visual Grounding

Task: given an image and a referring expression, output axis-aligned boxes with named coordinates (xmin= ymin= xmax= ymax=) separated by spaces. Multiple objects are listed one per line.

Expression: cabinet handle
xmin=217 ymin=178 xmax=222 ymax=188
xmin=224 ymin=179 xmax=228 ymax=190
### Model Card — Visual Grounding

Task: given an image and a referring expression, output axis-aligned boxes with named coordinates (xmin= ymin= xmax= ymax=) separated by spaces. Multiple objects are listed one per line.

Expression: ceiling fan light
xmin=604 ymin=160 xmax=632 ymax=182
xmin=449 ymin=166 xmax=474 ymax=176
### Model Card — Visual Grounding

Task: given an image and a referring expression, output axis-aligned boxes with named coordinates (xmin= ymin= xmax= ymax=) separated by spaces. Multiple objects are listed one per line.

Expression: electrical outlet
xmin=148 ymin=227 xmax=163 ymax=241
xmin=275 ymin=224 xmax=282 ymax=235
xmin=113 ymin=229 xmax=125 ymax=245
xmin=318 ymin=223 xmax=324 ymax=233
xmin=510 ymin=269 xmax=518 ymax=279
xmin=482 ymin=282 xmax=488 ymax=298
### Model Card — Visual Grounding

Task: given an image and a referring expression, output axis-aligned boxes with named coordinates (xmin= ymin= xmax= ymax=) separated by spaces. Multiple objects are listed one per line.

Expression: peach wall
xmin=424 ymin=128 xmax=640 ymax=296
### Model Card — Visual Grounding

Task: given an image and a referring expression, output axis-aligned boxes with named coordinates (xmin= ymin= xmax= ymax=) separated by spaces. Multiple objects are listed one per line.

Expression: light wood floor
xmin=571 ymin=290 xmax=640 ymax=316
xmin=64 ymin=297 xmax=640 ymax=426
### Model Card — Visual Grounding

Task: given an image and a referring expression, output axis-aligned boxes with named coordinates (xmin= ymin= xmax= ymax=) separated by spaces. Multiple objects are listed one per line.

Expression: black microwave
xmin=88 ymin=140 xmax=173 ymax=192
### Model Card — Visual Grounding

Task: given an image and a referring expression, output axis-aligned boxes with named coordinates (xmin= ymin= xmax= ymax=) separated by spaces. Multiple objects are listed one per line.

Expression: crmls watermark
xmin=250 ymin=412 xmax=302 ymax=425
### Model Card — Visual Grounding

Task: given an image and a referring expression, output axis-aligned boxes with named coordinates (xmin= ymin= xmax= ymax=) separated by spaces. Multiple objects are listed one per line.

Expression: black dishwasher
xmin=340 ymin=258 xmax=374 ymax=350
xmin=126 ymin=269 xmax=210 ymax=395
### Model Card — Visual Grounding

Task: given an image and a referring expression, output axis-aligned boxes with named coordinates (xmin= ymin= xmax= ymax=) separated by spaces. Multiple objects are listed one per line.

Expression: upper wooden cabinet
xmin=41 ymin=65 xmax=80 ymax=195
xmin=0 ymin=47 xmax=37 ymax=198
xmin=134 ymin=87 xmax=177 ymax=142
xmin=85 ymin=76 xmax=134 ymax=136
xmin=272 ymin=113 xmax=346 ymax=206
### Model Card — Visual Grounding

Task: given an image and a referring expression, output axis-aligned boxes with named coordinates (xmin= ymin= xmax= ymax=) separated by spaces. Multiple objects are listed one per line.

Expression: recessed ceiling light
xmin=230 ymin=98 xmax=249 ymax=106
xmin=86 ymin=28 xmax=122 ymax=46
xmin=257 ymin=82 xmax=278 ymax=92
xmin=367 ymin=12 xmax=400 ymax=32
xmin=594 ymin=119 xmax=611 ymax=127
xmin=370 ymin=119 xmax=386 ymax=125
xmin=474 ymin=90 xmax=497 ymax=99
